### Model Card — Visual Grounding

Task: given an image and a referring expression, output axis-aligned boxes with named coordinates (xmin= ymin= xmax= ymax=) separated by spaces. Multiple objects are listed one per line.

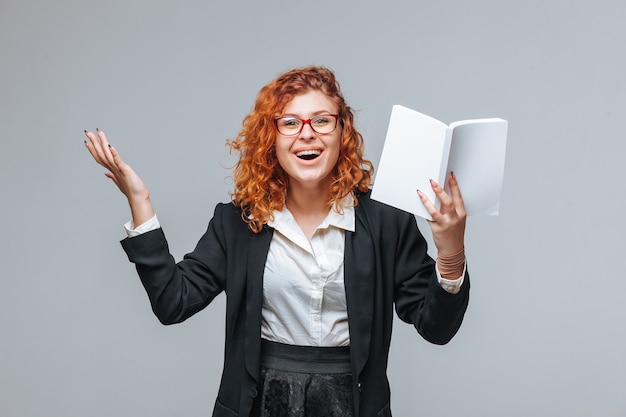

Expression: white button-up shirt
xmin=261 ymin=203 xmax=355 ymax=347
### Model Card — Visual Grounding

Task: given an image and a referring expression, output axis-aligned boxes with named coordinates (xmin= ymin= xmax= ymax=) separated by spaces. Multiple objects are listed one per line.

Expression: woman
xmin=84 ymin=66 xmax=469 ymax=417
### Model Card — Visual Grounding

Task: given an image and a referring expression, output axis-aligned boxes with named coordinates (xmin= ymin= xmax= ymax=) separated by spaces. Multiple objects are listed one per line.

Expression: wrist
xmin=437 ymin=246 xmax=465 ymax=279
xmin=127 ymin=194 xmax=155 ymax=228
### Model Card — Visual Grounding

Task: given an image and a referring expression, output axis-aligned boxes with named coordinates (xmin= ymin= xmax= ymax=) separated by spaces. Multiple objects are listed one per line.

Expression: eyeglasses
xmin=274 ymin=114 xmax=339 ymax=136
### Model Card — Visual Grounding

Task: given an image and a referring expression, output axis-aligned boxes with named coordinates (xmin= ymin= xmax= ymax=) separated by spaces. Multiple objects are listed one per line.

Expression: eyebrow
xmin=279 ymin=110 xmax=336 ymax=118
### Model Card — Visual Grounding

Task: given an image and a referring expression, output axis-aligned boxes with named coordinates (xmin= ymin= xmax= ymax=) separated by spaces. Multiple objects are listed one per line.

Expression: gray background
xmin=1 ymin=0 xmax=625 ymax=416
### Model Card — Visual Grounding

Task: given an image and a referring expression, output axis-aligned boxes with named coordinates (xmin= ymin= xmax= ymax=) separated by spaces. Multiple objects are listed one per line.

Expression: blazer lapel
xmin=344 ymin=209 xmax=376 ymax=377
xmin=244 ymin=226 xmax=274 ymax=382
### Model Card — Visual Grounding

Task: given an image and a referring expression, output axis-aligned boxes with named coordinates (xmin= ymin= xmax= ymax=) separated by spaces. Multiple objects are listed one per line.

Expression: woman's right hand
xmin=84 ymin=129 xmax=155 ymax=227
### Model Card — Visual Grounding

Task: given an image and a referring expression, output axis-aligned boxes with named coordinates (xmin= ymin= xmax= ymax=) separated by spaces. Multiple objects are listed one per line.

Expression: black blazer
xmin=121 ymin=191 xmax=470 ymax=417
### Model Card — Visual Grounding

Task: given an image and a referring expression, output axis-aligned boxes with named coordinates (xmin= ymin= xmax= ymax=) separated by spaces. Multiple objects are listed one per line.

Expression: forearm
xmin=417 ymin=270 xmax=470 ymax=344
xmin=127 ymin=194 xmax=155 ymax=229
xmin=121 ymin=226 xmax=224 ymax=325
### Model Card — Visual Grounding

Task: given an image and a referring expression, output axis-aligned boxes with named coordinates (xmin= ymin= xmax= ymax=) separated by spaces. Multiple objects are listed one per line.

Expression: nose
xmin=298 ymin=122 xmax=316 ymax=139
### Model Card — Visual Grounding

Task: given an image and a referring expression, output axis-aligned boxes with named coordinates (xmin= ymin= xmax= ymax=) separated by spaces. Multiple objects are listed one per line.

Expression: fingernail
xmin=96 ymin=128 xmax=99 ymax=132
xmin=108 ymin=144 xmax=111 ymax=148
xmin=83 ymin=129 xmax=87 ymax=133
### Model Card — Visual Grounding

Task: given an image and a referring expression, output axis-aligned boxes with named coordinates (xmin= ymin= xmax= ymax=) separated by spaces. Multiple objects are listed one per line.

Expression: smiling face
xmin=275 ymin=90 xmax=342 ymax=193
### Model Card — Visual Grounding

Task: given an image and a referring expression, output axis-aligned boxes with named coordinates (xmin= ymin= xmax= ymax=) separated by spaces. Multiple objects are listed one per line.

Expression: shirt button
xmin=357 ymin=382 xmax=362 ymax=392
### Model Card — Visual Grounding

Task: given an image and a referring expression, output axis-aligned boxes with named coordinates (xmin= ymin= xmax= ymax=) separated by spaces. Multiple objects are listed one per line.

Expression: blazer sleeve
xmin=120 ymin=203 xmax=229 ymax=325
xmin=393 ymin=211 xmax=470 ymax=345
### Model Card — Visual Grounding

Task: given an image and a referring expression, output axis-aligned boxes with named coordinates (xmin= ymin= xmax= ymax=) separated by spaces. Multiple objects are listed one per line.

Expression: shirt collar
xmin=268 ymin=195 xmax=355 ymax=233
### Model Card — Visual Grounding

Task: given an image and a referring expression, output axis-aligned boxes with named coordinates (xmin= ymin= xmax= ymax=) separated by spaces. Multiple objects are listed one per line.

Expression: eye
xmin=311 ymin=116 xmax=331 ymax=126
xmin=278 ymin=117 xmax=301 ymax=128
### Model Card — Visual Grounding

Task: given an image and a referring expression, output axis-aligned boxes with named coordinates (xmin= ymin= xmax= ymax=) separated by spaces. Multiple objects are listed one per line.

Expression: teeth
xmin=296 ymin=150 xmax=321 ymax=157
xmin=296 ymin=150 xmax=321 ymax=160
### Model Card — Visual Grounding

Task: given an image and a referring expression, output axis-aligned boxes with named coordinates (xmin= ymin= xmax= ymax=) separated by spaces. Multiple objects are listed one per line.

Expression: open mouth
xmin=296 ymin=150 xmax=321 ymax=160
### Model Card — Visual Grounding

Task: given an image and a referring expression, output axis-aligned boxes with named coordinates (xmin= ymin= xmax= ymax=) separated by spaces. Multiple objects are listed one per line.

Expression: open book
xmin=371 ymin=105 xmax=508 ymax=220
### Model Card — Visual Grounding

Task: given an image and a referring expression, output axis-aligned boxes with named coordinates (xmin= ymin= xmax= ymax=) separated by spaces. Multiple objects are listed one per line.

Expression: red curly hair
xmin=228 ymin=66 xmax=373 ymax=233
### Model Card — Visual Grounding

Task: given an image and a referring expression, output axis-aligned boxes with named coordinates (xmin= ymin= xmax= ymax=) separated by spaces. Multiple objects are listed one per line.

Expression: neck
xmin=285 ymin=180 xmax=332 ymax=239
xmin=286 ymin=184 xmax=329 ymax=216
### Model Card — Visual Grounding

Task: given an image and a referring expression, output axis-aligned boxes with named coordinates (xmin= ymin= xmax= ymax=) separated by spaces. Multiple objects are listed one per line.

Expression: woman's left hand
xmin=417 ymin=172 xmax=466 ymax=257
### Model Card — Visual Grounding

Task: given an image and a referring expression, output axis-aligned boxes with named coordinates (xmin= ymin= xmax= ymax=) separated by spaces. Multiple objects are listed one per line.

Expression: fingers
xmin=107 ymin=143 xmax=124 ymax=168
xmin=84 ymin=129 xmax=122 ymax=171
xmin=83 ymin=130 xmax=100 ymax=161
xmin=417 ymin=189 xmax=439 ymax=221
xmin=104 ymin=171 xmax=121 ymax=187
xmin=84 ymin=130 xmax=108 ymax=167
xmin=83 ymin=130 xmax=149 ymax=202
xmin=94 ymin=129 xmax=116 ymax=167
xmin=419 ymin=173 xmax=467 ymax=256
xmin=417 ymin=173 xmax=467 ymax=221
xmin=447 ymin=172 xmax=467 ymax=216
xmin=420 ymin=179 xmax=451 ymax=222
xmin=429 ymin=179 xmax=452 ymax=208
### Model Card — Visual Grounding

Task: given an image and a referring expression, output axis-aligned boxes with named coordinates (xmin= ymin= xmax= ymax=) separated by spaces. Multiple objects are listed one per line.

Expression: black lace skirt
xmin=250 ymin=340 xmax=355 ymax=417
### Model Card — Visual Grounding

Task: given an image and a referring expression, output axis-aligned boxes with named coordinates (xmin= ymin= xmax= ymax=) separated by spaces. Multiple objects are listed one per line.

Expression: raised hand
xmin=84 ymin=129 xmax=155 ymax=227
xmin=417 ymin=172 xmax=466 ymax=258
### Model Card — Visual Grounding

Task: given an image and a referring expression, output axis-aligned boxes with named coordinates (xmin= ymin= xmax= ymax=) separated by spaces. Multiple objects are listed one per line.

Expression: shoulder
xmin=210 ymin=201 xmax=247 ymax=230
xmin=354 ymin=189 xmax=415 ymax=222
xmin=211 ymin=201 xmax=273 ymax=238
xmin=353 ymin=189 xmax=423 ymax=243
xmin=213 ymin=201 xmax=243 ymax=218
xmin=351 ymin=190 xmax=429 ymax=259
